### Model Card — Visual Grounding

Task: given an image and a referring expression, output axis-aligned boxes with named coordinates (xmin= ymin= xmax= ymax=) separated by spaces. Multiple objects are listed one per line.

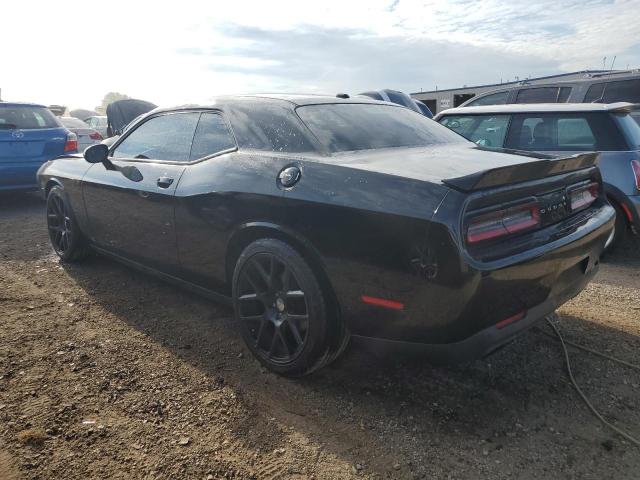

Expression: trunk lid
xmin=330 ymin=143 xmax=589 ymax=189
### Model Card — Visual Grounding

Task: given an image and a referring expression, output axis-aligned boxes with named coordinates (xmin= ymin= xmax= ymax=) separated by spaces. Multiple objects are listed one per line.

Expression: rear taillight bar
xmin=631 ymin=160 xmax=640 ymax=192
xmin=89 ymin=131 xmax=103 ymax=141
xmin=466 ymin=202 xmax=540 ymax=244
xmin=569 ymin=182 xmax=599 ymax=212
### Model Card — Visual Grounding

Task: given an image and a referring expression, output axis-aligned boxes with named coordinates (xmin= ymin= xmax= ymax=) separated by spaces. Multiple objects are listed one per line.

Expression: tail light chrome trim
xmin=568 ymin=182 xmax=599 ymax=212
xmin=466 ymin=202 xmax=540 ymax=244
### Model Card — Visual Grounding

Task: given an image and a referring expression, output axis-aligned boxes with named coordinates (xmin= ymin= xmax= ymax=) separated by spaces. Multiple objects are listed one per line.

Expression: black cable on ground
xmin=535 ymin=326 xmax=640 ymax=372
xmin=545 ymin=317 xmax=640 ymax=448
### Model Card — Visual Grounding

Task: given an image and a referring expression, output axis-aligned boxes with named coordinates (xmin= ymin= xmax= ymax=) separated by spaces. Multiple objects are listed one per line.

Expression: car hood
xmin=328 ymin=143 xmax=596 ymax=191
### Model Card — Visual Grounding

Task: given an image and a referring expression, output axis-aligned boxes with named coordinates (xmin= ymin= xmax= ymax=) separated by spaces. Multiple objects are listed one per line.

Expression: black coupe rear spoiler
xmin=442 ymin=152 xmax=599 ymax=193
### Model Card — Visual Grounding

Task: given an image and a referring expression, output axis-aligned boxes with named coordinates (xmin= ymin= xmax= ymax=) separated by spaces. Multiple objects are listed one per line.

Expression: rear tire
xmin=606 ymin=201 xmax=627 ymax=252
xmin=232 ymin=238 xmax=344 ymax=376
xmin=46 ymin=186 xmax=90 ymax=262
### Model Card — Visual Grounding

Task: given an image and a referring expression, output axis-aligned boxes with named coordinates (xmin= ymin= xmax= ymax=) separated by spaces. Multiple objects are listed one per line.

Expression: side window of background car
xmin=466 ymin=115 xmax=510 ymax=147
xmin=112 ymin=113 xmax=200 ymax=161
xmin=438 ymin=116 xmax=476 ymax=137
xmin=515 ymin=87 xmax=563 ymax=103
xmin=584 ymin=79 xmax=640 ymax=103
xmin=506 ymin=116 xmax=551 ymax=150
xmin=189 ymin=113 xmax=236 ymax=160
xmin=466 ymin=90 xmax=509 ymax=106
xmin=557 ymin=117 xmax=596 ymax=149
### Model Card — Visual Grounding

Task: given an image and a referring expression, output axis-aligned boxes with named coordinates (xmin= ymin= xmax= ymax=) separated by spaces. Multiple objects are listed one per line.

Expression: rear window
xmin=296 ymin=103 xmax=464 ymax=153
xmin=61 ymin=117 xmax=89 ymax=128
xmin=0 ymin=106 xmax=61 ymax=129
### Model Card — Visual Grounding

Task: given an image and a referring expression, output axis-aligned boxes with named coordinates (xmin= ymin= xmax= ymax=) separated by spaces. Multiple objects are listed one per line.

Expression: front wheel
xmin=46 ymin=186 xmax=90 ymax=261
xmin=232 ymin=238 xmax=337 ymax=376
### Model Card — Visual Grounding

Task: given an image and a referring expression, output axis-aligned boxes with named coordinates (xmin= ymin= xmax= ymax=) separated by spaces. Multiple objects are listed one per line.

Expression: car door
xmin=82 ymin=111 xmax=200 ymax=274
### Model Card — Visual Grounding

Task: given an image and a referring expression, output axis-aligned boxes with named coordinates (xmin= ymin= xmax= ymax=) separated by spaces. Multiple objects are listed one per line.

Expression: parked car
xmin=37 ymin=95 xmax=614 ymax=375
xmin=0 ymin=102 xmax=77 ymax=192
xmin=435 ymin=102 xmax=640 ymax=247
xmin=358 ymin=89 xmax=433 ymax=117
xmin=460 ymin=71 xmax=640 ymax=107
xmin=59 ymin=117 xmax=103 ymax=151
xmin=106 ymin=99 xmax=157 ymax=137
xmin=84 ymin=115 xmax=108 ymax=138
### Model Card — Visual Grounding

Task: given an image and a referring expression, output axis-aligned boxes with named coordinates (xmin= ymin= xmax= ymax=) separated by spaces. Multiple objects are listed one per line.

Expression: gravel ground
xmin=1 ymin=191 xmax=639 ymax=479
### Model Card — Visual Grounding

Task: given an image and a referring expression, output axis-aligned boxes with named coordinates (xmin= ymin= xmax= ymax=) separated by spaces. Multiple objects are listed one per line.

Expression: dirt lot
xmin=1 ymin=191 xmax=639 ymax=479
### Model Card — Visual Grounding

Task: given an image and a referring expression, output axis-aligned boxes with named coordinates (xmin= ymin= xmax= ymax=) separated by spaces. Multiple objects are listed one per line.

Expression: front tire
xmin=46 ymin=186 xmax=90 ymax=262
xmin=232 ymin=238 xmax=337 ymax=376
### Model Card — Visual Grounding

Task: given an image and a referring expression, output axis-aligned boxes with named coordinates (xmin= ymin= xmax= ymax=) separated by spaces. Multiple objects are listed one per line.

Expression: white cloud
xmin=0 ymin=0 xmax=637 ymax=109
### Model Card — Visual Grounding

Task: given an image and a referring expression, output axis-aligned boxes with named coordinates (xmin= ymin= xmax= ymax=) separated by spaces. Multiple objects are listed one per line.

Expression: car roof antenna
xmin=336 ymin=93 xmax=350 ymax=99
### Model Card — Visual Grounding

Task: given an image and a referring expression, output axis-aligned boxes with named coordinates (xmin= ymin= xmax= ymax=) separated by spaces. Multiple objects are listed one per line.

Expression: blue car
xmin=435 ymin=102 xmax=640 ymax=248
xmin=0 ymin=102 xmax=77 ymax=192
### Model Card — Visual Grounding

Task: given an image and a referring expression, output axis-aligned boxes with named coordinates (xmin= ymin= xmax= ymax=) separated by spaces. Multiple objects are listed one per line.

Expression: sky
xmin=1 ymin=0 xmax=639 ymax=110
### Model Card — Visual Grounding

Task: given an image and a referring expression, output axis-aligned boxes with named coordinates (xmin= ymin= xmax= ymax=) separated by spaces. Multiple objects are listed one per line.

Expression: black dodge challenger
xmin=37 ymin=95 xmax=615 ymax=375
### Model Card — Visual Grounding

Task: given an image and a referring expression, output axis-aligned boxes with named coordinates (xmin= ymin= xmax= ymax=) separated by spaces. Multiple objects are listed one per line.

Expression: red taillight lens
xmin=569 ymin=182 xmax=599 ymax=211
xmin=467 ymin=203 xmax=540 ymax=244
xmin=64 ymin=132 xmax=78 ymax=152
xmin=631 ymin=160 xmax=640 ymax=191
xmin=89 ymin=131 xmax=103 ymax=140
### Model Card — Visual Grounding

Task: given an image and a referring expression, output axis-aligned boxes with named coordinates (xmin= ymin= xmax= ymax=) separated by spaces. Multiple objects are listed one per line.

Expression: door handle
xmin=157 ymin=177 xmax=174 ymax=188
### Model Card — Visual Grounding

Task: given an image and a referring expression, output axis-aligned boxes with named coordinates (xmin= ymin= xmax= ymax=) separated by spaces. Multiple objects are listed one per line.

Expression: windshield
xmin=296 ymin=103 xmax=465 ymax=153
xmin=614 ymin=112 xmax=640 ymax=150
xmin=0 ymin=105 xmax=61 ymax=129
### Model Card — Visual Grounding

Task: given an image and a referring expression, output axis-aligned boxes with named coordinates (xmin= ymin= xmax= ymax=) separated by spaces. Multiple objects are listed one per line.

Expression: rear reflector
xmin=361 ymin=295 xmax=404 ymax=310
xmin=569 ymin=182 xmax=598 ymax=211
xmin=495 ymin=311 xmax=526 ymax=329
xmin=466 ymin=203 xmax=540 ymax=244
xmin=631 ymin=160 xmax=640 ymax=191
xmin=89 ymin=131 xmax=103 ymax=140
xmin=64 ymin=132 xmax=78 ymax=152
xmin=621 ymin=202 xmax=634 ymax=222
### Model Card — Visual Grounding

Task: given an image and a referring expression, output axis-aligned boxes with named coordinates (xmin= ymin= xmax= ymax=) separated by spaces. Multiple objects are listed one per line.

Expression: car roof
xmin=149 ymin=94 xmax=400 ymax=116
xmin=0 ymin=102 xmax=47 ymax=108
xmin=436 ymin=102 xmax=640 ymax=117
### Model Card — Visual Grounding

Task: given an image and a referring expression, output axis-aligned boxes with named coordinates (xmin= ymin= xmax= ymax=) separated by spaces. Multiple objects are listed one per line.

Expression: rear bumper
xmin=0 ymin=161 xmax=45 ymax=190
xmin=346 ymin=203 xmax=614 ymax=363
xmin=352 ymin=255 xmax=598 ymax=363
xmin=0 ymin=182 xmax=38 ymax=192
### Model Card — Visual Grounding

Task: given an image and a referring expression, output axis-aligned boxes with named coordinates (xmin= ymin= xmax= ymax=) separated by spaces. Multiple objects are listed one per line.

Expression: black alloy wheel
xmin=47 ymin=193 xmax=72 ymax=255
xmin=232 ymin=238 xmax=333 ymax=376
xmin=46 ymin=186 xmax=89 ymax=261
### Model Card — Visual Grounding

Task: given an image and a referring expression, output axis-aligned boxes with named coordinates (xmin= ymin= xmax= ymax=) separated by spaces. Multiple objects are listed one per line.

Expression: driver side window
xmin=112 ymin=113 xmax=200 ymax=161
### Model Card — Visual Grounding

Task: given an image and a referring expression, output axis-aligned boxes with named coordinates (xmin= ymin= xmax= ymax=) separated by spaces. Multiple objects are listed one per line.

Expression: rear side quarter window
xmin=189 ymin=113 xmax=236 ymax=160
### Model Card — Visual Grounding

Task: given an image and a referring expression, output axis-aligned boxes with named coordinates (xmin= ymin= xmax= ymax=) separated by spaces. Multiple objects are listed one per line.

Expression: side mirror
xmin=84 ymin=143 xmax=109 ymax=164
xmin=84 ymin=143 xmax=117 ymax=171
